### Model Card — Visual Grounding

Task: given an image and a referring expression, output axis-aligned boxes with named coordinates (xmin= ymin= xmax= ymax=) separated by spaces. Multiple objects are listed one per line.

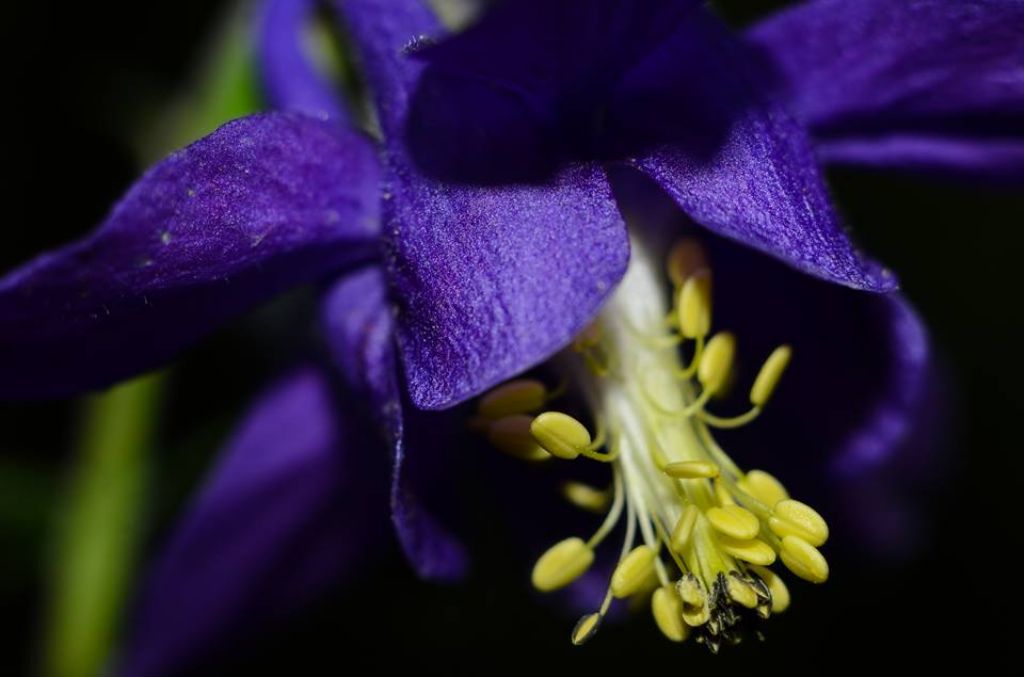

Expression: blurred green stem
xmin=43 ymin=374 xmax=163 ymax=677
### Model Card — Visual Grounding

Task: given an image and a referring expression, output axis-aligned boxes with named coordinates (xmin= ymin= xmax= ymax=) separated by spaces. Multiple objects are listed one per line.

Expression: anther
xmin=670 ymin=505 xmax=700 ymax=554
xmin=530 ymin=412 xmax=592 ymax=460
xmin=478 ymin=379 xmax=548 ymax=419
xmin=769 ymin=499 xmax=829 ymax=546
xmin=726 ymin=574 xmax=759 ymax=609
xmin=664 ymin=460 xmax=719 ymax=479
xmin=486 ymin=415 xmax=550 ymax=461
xmin=562 ymin=482 xmax=610 ymax=513
xmin=750 ymin=345 xmax=792 ymax=407
xmin=666 ymin=239 xmax=707 ymax=288
xmin=750 ymin=565 xmax=790 ymax=613
xmin=779 ymin=535 xmax=829 ymax=583
xmin=738 ymin=469 xmax=789 ymax=508
xmin=532 ymin=538 xmax=595 ymax=592
xmin=706 ymin=505 xmax=760 ymax=540
xmin=678 ymin=575 xmax=710 ymax=626
xmin=715 ymin=533 xmax=777 ymax=566
xmin=678 ymin=272 xmax=712 ymax=339
xmin=571 ymin=613 xmax=602 ymax=645
xmin=611 ymin=545 xmax=658 ymax=599
xmin=698 ymin=332 xmax=735 ymax=395
xmin=652 ymin=585 xmax=689 ymax=642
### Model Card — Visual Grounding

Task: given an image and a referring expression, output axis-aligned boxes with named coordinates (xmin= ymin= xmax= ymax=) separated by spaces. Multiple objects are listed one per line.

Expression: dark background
xmin=3 ymin=0 xmax=1022 ymax=674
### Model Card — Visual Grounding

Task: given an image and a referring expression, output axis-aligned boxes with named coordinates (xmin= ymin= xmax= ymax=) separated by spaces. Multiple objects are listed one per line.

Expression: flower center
xmin=474 ymin=236 xmax=829 ymax=652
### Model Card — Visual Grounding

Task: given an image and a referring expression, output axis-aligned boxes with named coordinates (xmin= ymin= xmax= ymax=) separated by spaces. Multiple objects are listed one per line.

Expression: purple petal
xmin=0 ymin=113 xmax=379 ymax=399
xmin=322 ymin=268 xmax=469 ymax=580
xmin=817 ymin=134 xmax=1024 ymax=183
xmin=258 ymin=0 xmax=348 ymax=121
xmin=338 ymin=0 xmax=631 ymax=410
xmin=119 ymin=368 xmax=389 ymax=677
xmin=746 ymin=0 xmax=1024 ymax=180
xmin=622 ymin=10 xmax=894 ymax=292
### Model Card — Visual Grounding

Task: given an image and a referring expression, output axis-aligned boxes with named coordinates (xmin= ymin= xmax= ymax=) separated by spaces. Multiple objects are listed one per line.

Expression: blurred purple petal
xmin=0 ymin=113 xmax=380 ymax=399
xmin=258 ymin=0 xmax=348 ymax=121
xmin=322 ymin=268 xmax=469 ymax=580
xmin=817 ymin=134 xmax=1024 ymax=183
xmin=120 ymin=367 xmax=388 ymax=677
xmin=747 ymin=0 xmax=1024 ymax=180
xmin=339 ymin=0 xmax=630 ymax=410
xmin=623 ymin=10 xmax=894 ymax=292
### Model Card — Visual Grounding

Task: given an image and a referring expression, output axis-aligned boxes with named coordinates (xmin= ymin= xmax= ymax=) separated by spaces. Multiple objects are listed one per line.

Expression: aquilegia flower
xmin=1 ymin=0 xmax=1019 ymax=671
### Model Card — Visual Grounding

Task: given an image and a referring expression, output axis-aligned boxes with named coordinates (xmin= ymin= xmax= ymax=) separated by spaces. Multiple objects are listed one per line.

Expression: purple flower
xmin=0 ymin=0 xmax=1018 ymax=671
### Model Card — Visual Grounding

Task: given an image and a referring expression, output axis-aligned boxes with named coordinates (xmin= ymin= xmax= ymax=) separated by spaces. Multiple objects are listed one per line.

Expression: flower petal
xmin=816 ymin=134 xmax=1024 ymax=183
xmin=337 ymin=0 xmax=631 ymax=410
xmin=621 ymin=10 xmax=894 ymax=292
xmin=746 ymin=0 xmax=1024 ymax=180
xmin=119 ymin=368 xmax=389 ymax=677
xmin=258 ymin=0 xmax=348 ymax=121
xmin=322 ymin=268 xmax=469 ymax=580
xmin=0 ymin=113 xmax=380 ymax=399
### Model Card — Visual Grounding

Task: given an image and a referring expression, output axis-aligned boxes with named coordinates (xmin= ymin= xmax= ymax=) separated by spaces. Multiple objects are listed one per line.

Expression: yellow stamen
xmin=611 ymin=545 xmax=658 ymax=599
xmin=713 ymin=478 xmax=735 ymax=507
xmin=670 ymin=505 xmax=700 ymax=554
xmin=738 ymin=469 xmax=789 ymax=508
xmin=666 ymin=239 xmax=707 ymax=288
xmin=706 ymin=505 xmax=760 ymax=540
xmin=677 ymin=272 xmax=712 ymax=339
xmin=571 ymin=613 xmax=602 ymax=645
xmin=486 ymin=415 xmax=550 ymax=461
xmin=779 ymin=535 xmax=829 ymax=583
xmin=530 ymin=412 xmax=592 ymax=460
xmin=750 ymin=565 xmax=790 ymax=613
xmin=715 ymin=534 xmax=777 ymax=566
xmin=478 ymin=379 xmax=548 ymax=419
xmin=663 ymin=460 xmax=719 ymax=479
xmin=562 ymin=482 xmax=611 ymax=513
xmin=769 ymin=499 xmax=829 ymax=546
xmin=750 ymin=345 xmax=792 ymax=407
xmin=726 ymin=575 xmax=759 ymax=609
xmin=697 ymin=332 xmax=735 ymax=395
xmin=532 ymin=537 xmax=595 ymax=592
xmin=652 ymin=585 xmax=689 ymax=642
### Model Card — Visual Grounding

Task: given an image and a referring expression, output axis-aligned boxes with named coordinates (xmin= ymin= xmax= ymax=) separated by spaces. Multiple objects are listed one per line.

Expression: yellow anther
xmin=750 ymin=345 xmax=792 ymax=406
xmin=610 ymin=545 xmax=658 ymax=599
xmin=715 ymin=533 xmax=777 ymax=566
xmin=726 ymin=575 xmax=759 ymax=609
xmin=697 ymin=332 xmax=735 ymax=394
xmin=677 ymin=573 xmax=705 ymax=607
xmin=677 ymin=575 xmax=709 ymax=626
xmin=739 ymin=469 xmax=789 ymax=508
xmin=561 ymin=482 xmax=610 ymax=513
xmin=663 ymin=460 xmax=719 ymax=479
xmin=750 ymin=565 xmax=790 ymax=613
xmin=706 ymin=505 xmax=761 ymax=540
xmin=677 ymin=272 xmax=712 ymax=339
xmin=530 ymin=412 xmax=593 ymax=460
xmin=532 ymin=537 xmax=595 ymax=592
xmin=486 ymin=415 xmax=550 ymax=461
xmin=652 ymin=585 xmax=689 ymax=642
xmin=769 ymin=499 xmax=829 ymax=547
xmin=571 ymin=613 xmax=602 ymax=645
xmin=666 ymin=239 xmax=708 ymax=287
xmin=780 ymin=535 xmax=829 ymax=583
xmin=478 ymin=379 xmax=547 ymax=419
xmin=670 ymin=505 xmax=700 ymax=554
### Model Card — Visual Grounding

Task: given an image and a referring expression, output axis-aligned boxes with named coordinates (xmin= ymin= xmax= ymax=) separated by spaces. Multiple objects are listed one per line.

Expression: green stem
xmin=43 ymin=373 xmax=164 ymax=677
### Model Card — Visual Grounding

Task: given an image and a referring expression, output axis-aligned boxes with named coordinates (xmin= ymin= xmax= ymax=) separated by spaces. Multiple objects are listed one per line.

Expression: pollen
xmin=474 ymin=235 xmax=830 ymax=651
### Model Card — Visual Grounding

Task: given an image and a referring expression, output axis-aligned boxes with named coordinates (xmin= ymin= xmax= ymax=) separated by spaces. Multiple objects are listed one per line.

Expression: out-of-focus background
xmin=2 ymin=0 xmax=1022 ymax=674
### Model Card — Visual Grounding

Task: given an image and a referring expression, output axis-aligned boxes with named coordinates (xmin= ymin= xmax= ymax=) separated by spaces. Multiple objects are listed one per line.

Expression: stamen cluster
xmin=473 ymin=238 xmax=829 ymax=651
